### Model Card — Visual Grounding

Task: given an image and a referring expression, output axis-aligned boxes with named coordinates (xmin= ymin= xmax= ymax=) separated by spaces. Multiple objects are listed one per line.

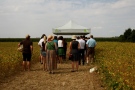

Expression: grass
xmin=0 ymin=42 xmax=135 ymax=89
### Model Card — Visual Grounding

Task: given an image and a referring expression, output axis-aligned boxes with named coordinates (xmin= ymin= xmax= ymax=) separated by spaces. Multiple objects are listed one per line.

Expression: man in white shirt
xmin=78 ymin=36 xmax=86 ymax=65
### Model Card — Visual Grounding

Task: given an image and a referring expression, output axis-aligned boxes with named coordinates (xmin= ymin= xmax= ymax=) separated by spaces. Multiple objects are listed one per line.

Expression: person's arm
xmin=78 ymin=42 xmax=81 ymax=49
xmin=45 ymin=43 xmax=47 ymax=51
xmin=30 ymin=42 xmax=33 ymax=54
xmin=94 ymin=41 xmax=97 ymax=48
xmin=18 ymin=43 xmax=21 ymax=47
xmin=54 ymin=42 xmax=58 ymax=50
xmin=69 ymin=41 xmax=72 ymax=54
xmin=62 ymin=40 xmax=64 ymax=47
xmin=30 ymin=45 xmax=33 ymax=54
xmin=86 ymin=40 xmax=89 ymax=48
xmin=18 ymin=41 xmax=22 ymax=47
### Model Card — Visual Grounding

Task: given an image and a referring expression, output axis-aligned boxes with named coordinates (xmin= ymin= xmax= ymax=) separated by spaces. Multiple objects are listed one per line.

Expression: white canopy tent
xmin=52 ymin=20 xmax=90 ymax=35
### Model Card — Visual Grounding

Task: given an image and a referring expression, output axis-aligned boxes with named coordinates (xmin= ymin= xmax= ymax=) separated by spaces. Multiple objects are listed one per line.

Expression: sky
xmin=0 ymin=0 xmax=135 ymax=38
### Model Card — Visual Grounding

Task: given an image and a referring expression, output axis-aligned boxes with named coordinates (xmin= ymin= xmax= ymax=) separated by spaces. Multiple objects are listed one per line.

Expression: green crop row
xmin=95 ymin=42 xmax=134 ymax=89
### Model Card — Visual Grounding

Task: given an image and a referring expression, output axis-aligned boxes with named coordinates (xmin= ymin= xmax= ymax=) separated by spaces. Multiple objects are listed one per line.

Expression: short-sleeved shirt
xmin=38 ymin=38 xmax=44 ymax=47
xmin=42 ymin=41 xmax=46 ymax=51
xmin=53 ymin=39 xmax=58 ymax=45
xmin=46 ymin=41 xmax=55 ymax=50
xmin=58 ymin=40 xmax=63 ymax=47
xmin=86 ymin=38 xmax=96 ymax=47
xmin=71 ymin=41 xmax=79 ymax=54
xmin=20 ymin=39 xmax=33 ymax=54
xmin=78 ymin=39 xmax=85 ymax=49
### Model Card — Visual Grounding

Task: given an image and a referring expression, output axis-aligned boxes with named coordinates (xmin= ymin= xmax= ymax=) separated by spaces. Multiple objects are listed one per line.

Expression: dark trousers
xmin=79 ymin=49 xmax=85 ymax=65
xmin=63 ymin=49 xmax=67 ymax=59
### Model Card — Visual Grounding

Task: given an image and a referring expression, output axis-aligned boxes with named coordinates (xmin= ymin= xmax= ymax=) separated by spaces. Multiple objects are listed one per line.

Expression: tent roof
xmin=52 ymin=20 xmax=90 ymax=35
xmin=55 ymin=20 xmax=89 ymax=29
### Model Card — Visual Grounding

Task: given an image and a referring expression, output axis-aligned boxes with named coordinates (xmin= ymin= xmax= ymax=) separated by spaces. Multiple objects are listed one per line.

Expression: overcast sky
xmin=0 ymin=0 xmax=135 ymax=38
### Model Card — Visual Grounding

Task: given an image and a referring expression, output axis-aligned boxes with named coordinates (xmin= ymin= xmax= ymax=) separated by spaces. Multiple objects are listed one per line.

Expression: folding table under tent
xmin=52 ymin=20 xmax=90 ymax=35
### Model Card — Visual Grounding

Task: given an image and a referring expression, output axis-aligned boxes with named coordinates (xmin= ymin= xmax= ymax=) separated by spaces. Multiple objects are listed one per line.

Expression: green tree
xmin=124 ymin=28 xmax=132 ymax=41
xmin=118 ymin=35 xmax=125 ymax=42
xmin=131 ymin=29 xmax=135 ymax=42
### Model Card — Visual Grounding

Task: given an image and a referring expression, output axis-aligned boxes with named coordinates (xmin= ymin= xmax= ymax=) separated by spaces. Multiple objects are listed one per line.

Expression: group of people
xmin=38 ymin=34 xmax=63 ymax=74
xmin=18 ymin=34 xmax=96 ymax=74
xmin=69 ymin=35 xmax=96 ymax=72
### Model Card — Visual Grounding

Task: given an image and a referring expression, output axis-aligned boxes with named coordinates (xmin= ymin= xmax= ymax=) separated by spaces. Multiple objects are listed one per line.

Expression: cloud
xmin=0 ymin=0 xmax=135 ymax=38
xmin=93 ymin=27 xmax=103 ymax=29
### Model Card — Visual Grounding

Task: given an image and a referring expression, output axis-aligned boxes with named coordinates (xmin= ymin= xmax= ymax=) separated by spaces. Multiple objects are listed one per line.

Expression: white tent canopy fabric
xmin=52 ymin=20 xmax=90 ymax=35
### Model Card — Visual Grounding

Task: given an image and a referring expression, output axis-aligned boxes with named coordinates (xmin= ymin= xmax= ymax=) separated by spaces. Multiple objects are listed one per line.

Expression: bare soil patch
xmin=0 ymin=61 xmax=105 ymax=90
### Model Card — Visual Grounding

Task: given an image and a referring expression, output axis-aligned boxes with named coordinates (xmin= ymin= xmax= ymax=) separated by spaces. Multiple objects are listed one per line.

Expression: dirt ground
xmin=0 ymin=61 xmax=105 ymax=90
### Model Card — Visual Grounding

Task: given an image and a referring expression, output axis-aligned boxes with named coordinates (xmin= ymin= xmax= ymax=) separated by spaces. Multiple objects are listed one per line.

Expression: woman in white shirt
xmin=38 ymin=34 xmax=46 ymax=64
xmin=57 ymin=36 xmax=65 ymax=63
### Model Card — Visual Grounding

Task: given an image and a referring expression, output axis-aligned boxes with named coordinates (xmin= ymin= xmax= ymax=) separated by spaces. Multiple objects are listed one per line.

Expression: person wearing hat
xmin=69 ymin=35 xmax=80 ymax=72
xmin=18 ymin=34 xmax=33 ymax=71
xmin=45 ymin=35 xmax=57 ymax=74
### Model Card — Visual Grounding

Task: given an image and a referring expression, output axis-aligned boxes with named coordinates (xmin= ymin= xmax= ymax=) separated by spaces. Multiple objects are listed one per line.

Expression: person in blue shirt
xmin=53 ymin=36 xmax=58 ymax=63
xmin=86 ymin=35 xmax=96 ymax=64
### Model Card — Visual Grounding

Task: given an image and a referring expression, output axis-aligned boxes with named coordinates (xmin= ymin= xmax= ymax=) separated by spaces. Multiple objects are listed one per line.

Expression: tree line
xmin=0 ymin=37 xmax=119 ymax=42
xmin=119 ymin=28 xmax=135 ymax=42
xmin=1 ymin=28 xmax=135 ymax=42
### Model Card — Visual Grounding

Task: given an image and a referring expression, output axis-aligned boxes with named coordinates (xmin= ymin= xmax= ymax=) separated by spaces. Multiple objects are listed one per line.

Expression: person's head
xmin=63 ymin=38 xmax=66 ymax=42
xmin=54 ymin=36 xmax=57 ymax=40
xmin=71 ymin=35 xmax=76 ymax=40
xmin=47 ymin=35 xmax=54 ymax=41
xmin=58 ymin=36 xmax=63 ymax=40
xmin=82 ymin=35 xmax=85 ymax=39
xmin=41 ymin=34 xmax=46 ymax=39
xmin=76 ymin=36 xmax=80 ymax=40
xmin=26 ymin=34 xmax=30 ymax=40
xmin=90 ymin=35 xmax=93 ymax=38
xmin=80 ymin=35 xmax=83 ymax=39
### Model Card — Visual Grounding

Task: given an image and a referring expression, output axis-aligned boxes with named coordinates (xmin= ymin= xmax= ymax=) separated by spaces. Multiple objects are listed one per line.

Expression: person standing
xmin=69 ymin=35 xmax=80 ymax=72
xmin=78 ymin=36 xmax=85 ymax=65
xmin=41 ymin=36 xmax=47 ymax=71
xmin=45 ymin=35 xmax=57 ymax=74
xmin=53 ymin=36 xmax=58 ymax=62
xmin=63 ymin=38 xmax=67 ymax=59
xmin=38 ymin=34 xmax=46 ymax=64
xmin=57 ymin=36 xmax=65 ymax=63
xmin=86 ymin=35 xmax=96 ymax=64
xmin=18 ymin=34 xmax=33 ymax=71
xmin=82 ymin=35 xmax=87 ymax=64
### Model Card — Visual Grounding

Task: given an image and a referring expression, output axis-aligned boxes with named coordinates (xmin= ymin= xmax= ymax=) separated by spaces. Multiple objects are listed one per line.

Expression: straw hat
xmin=71 ymin=35 xmax=76 ymax=39
xmin=26 ymin=34 xmax=30 ymax=38
xmin=47 ymin=35 xmax=54 ymax=41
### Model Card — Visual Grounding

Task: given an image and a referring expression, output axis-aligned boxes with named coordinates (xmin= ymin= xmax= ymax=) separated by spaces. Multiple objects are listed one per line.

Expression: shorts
xmin=40 ymin=48 xmax=42 ymax=54
xmin=23 ymin=53 xmax=32 ymax=61
xmin=87 ymin=47 xmax=95 ymax=58
xmin=41 ymin=51 xmax=46 ymax=57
